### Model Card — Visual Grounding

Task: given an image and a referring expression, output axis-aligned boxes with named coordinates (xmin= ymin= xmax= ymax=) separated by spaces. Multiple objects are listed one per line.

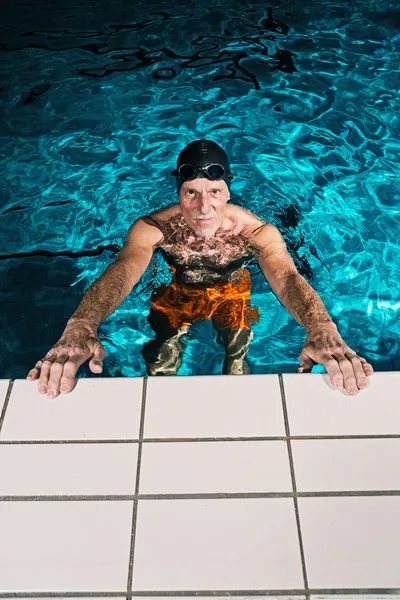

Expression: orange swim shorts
xmin=150 ymin=268 xmax=260 ymax=330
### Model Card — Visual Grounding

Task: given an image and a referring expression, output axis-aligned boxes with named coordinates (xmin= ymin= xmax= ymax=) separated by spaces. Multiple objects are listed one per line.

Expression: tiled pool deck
xmin=0 ymin=373 xmax=399 ymax=597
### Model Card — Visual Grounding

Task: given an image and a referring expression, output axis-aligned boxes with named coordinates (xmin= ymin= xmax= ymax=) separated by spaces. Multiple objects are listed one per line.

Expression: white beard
xmin=196 ymin=227 xmax=216 ymax=239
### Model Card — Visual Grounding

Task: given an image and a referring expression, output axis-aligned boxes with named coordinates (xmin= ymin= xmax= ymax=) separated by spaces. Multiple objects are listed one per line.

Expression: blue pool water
xmin=0 ymin=0 xmax=399 ymax=378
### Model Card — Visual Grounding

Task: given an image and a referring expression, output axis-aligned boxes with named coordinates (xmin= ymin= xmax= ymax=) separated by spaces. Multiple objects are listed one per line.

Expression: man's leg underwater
xmin=211 ymin=272 xmax=258 ymax=375
xmin=142 ymin=309 xmax=189 ymax=376
xmin=214 ymin=323 xmax=254 ymax=375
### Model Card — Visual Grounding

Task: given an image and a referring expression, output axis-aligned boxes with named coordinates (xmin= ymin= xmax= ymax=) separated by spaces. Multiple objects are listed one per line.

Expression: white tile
xmin=0 ymin=378 xmax=143 ymax=441
xmin=283 ymin=372 xmax=400 ymax=435
xmin=0 ymin=500 xmax=133 ymax=592
xmin=312 ymin=597 xmax=400 ymax=600
xmin=140 ymin=441 xmax=292 ymax=494
xmin=299 ymin=497 xmax=400 ymax=587
xmin=132 ymin=498 xmax=303 ymax=590
xmin=0 ymin=443 xmax=138 ymax=496
xmin=0 ymin=379 xmax=10 ymax=420
xmin=144 ymin=375 xmax=285 ymax=438
xmin=292 ymin=439 xmax=400 ymax=492
xmin=22 ymin=594 xmax=306 ymax=600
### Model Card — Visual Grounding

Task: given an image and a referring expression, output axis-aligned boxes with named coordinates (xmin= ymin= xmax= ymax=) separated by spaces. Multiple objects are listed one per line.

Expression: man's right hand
xmin=26 ymin=320 xmax=106 ymax=399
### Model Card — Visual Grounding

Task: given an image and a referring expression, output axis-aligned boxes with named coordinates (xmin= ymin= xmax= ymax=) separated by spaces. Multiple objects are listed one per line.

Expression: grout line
xmin=0 ymin=379 xmax=14 ymax=435
xmin=0 ymin=436 xmax=290 ymax=445
xmin=2 ymin=434 xmax=400 ymax=445
xmin=1 ymin=490 xmax=399 ymax=502
xmin=308 ymin=590 xmax=400 ymax=596
xmin=0 ymin=439 xmax=140 ymax=444
xmin=0 ymin=495 xmax=136 ymax=501
xmin=1 ymin=587 xmax=400 ymax=597
xmin=279 ymin=374 xmax=309 ymax=596
xmin=137 ymin=492 xmax=294 ymax=499
xmin=144 ymin=436 xmax=288 ymax=442
xmin=127 ymin=376 xmax=147 ymax=592
xmin=290 ymin=434 xmax=400 ymax=440
xmin=0 ymin=493 xmax=292 ymax=502
xmin=298 ymin=490 xmax=400 ymax=497
xmin=0 ymin=592 xmax=305 ymax=598
xmin=0 ymin=594 xmax=129 ymax=598
xmin=0 ymin=436 xmax=286 ymax=444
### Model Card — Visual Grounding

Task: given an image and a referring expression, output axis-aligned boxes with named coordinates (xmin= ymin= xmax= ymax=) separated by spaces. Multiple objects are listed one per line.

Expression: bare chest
xmin=160 ymin=225 xmax=253 ymax=267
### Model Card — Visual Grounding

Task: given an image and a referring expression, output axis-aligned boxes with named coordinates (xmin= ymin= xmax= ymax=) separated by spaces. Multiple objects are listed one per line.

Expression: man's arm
xmin=253 ymin=223 xmax=333 ymax=330
xmin=250 ymin=222 xmax=373 ymax=394
xmin=27 ymin=218 xmax=162 ymax=398
xmin=68 ymin=218 xmax=162 ymax=328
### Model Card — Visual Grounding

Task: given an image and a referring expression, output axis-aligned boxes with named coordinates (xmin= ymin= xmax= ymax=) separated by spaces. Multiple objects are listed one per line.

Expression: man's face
xmin=179 ymin=177 xmax=230 ymax=239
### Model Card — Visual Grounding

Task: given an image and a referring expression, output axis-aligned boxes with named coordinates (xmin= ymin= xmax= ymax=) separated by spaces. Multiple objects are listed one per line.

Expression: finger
xmin=46 ymin=355 xmax=70 ymax=399
xmin=316 ymin=354 xmax=344 ymax=389
xmin=358 ymin=356 xmax=374 ymax=376
xmin=37 ymin=358 xmax=55 ymax=394
xmin=89 ymin=344 xmax=106 ymax=374
xmin=59 ymin=355 xmax=89 ymax=394
xmin=26 ymin=362 xmax=42 ymax=380
xmin=334 ymin=353 xmax=359 ymax=395
xmin=297 ymin=356 xmax=314 ymax=373
xmin=362 ymin=361 xmax=374 ymax=376
xmin=344 ymin=352 xmax=369 ymax=389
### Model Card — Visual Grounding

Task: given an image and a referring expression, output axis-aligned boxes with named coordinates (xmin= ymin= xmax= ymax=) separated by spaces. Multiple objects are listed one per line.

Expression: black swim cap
xmin=173 ymin=139 xmax=234 ymax=195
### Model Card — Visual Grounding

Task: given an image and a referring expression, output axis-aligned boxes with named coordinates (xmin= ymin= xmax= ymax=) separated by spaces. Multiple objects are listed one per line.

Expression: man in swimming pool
xmin=27 ymin=139 xmax=374 ymax=398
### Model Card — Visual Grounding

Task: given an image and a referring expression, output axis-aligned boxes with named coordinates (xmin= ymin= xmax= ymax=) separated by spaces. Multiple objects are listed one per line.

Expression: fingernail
xmin=39 ymin=386 xmax=46 ymax=394
xmin=47 ymin=391 xmax=55 ymax=399
xmin=61 ymin=385 xmax=68 ymax=393
xmin=348 ymin=387 xmax=358 ymax=395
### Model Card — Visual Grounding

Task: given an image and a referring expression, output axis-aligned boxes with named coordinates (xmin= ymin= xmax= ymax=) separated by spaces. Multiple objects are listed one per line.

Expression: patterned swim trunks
xmin=150 ymin=268 xmax=260 ymax=330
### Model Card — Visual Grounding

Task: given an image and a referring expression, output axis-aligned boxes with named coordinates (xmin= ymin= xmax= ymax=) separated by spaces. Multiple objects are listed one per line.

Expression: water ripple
xmin=0 ymin=0 xmax=399 ymax=376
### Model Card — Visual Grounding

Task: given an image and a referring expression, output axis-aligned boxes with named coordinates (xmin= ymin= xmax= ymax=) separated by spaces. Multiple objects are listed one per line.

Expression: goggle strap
xmin=170 ymin=165 xmax=234 ymax=179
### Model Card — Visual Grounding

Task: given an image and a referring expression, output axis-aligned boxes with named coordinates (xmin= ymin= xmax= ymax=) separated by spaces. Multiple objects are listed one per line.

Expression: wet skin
xmin=26 ymin=177 xmax=374 ymax=397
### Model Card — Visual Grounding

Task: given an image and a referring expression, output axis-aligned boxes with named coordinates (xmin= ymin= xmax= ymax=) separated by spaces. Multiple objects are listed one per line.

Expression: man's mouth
xmin=193 ymin=216 xmax=216 ymax=223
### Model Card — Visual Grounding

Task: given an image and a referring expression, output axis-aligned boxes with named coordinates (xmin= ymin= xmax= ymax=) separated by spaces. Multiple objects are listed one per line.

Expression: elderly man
xmin=27 ymin=139 xmax=373 ymax=397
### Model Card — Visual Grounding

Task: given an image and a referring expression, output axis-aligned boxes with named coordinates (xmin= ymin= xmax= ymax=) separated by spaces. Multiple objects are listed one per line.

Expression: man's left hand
xmin=297 ymin=323 xmax=374 ymax=395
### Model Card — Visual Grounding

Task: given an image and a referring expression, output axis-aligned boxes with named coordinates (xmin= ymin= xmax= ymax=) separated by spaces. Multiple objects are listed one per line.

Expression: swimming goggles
xmin=171 ymin=163 xmax=234 ymax=181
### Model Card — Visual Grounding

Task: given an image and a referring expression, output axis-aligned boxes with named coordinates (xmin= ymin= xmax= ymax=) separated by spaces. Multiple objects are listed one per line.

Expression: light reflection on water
xmin=0 ymin=0 xmax=399 ymax=377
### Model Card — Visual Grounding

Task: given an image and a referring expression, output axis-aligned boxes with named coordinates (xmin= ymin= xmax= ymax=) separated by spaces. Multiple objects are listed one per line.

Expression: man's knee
xmin=143 ymin=325 xmax=189 ymax=376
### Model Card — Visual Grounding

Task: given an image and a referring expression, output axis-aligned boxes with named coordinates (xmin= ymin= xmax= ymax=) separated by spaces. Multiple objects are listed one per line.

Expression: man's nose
xmin=199 ymin=194 xmax=211 ymax=214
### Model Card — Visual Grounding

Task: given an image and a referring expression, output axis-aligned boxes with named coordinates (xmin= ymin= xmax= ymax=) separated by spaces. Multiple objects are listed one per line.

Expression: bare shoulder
xmin=117 ymin=205 xmax=182 ymax=261
xmin=224 ymin=203 xmax=259 ymax=231
xmin=226 ymin=204 xmax=283 ymax=249
xmin=117 ymin=216 xmax=164 ymax=260
xmin=122 ymin=204 xmax=181 ymax=251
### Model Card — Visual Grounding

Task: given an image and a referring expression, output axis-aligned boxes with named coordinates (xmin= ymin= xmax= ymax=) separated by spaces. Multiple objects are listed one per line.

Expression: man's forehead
xmin=182 ymin=178 xmax=225 ymax=190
